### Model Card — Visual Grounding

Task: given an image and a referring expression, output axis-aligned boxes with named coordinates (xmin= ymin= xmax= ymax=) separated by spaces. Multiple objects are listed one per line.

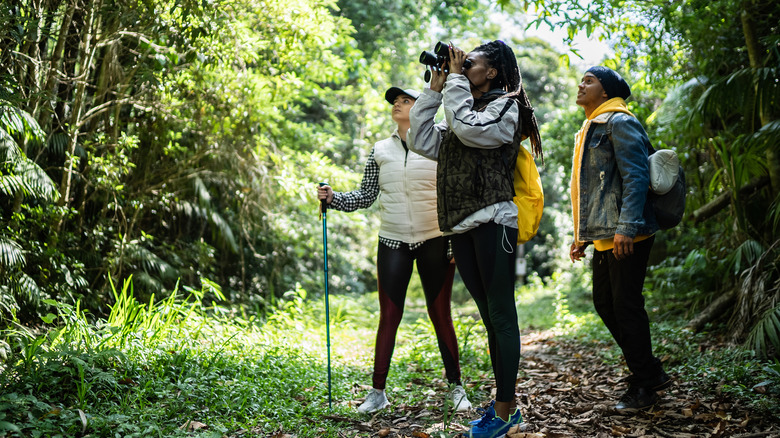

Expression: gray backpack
xmin=647 ymin=149 xmax=686 ymax=229
xmin=606 ymin=114 xmax=686 ymax=230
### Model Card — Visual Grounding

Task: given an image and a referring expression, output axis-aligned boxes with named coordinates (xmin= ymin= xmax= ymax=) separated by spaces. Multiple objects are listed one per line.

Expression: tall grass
xmin=0 ymin=279 xmax=370 ymax=437
xmin=0 ymin=277 xmax=495 ymax=437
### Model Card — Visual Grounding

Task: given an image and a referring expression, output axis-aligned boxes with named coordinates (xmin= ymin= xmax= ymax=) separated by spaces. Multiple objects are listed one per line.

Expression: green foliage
xmin=0 ymin=104 xmax=65 ymax=319
xmin=733 ymin=239 xmax=780 ymax=356
xmin=1 ymin=0 xmax=389 ymax=318
xmin=664 ymin=328 xmax=780 ymax=413
xmin=0 ymin=105 xmax=57 ymax=201
xmin=0 ymin=279 xmax=359 ymax=437
xmin=648 ymin=248 xmax=728 ymax=317
xmin=0 ymin=0 xmax=776 ymax=375
xmin=747 ymin=304 xmax=780 ymax=358
xmin=0 ymin=277 xmax=496 ymax=437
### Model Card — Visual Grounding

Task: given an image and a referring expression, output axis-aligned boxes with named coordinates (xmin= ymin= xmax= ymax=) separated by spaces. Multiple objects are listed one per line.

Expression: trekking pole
xmin=319 ymin=182 xmax=333 ymax=410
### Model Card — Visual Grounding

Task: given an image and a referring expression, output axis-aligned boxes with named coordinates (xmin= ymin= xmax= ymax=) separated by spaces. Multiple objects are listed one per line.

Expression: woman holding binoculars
xmin=408 ymin=40 xmax=543 ymax=438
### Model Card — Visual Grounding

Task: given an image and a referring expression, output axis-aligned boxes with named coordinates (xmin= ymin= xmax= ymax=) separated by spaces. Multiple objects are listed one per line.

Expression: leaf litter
xmin=319 ymin=329 xmax=780 ymax=438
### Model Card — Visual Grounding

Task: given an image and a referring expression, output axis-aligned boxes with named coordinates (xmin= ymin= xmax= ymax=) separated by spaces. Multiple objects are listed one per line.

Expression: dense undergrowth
xmin=1 ymin=271 xmax=778 ymax=437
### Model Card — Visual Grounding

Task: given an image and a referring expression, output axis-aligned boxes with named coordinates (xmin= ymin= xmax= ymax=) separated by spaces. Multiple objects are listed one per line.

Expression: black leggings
xmin=451 ymin=222 xmax=519 ymax=402
xmin=372 ymin=236 xmax=461 ymax=389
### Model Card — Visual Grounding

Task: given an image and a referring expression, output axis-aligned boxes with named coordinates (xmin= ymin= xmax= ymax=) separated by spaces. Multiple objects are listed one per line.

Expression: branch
xmin=686 ymin=288 xmax=737 ymax=332
xmin=692 ymin=176 xmax=770 ymax=223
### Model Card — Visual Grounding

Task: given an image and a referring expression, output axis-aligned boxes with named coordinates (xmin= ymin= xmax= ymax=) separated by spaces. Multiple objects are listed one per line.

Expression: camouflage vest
xmin=437 ymin=90 xmax=521 ymax=231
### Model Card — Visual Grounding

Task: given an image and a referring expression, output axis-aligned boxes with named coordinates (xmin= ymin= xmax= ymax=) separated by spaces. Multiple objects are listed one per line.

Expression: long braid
xmin=473 ymin=40 xmax=543 ymax=162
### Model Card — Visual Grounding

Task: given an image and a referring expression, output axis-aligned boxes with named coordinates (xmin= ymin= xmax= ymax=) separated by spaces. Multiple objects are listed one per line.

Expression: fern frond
xmin=731 ymin=239 xmax=764 ymax=275
xmin=208 ymin=210 xmax=238 ymax=253
xmin=12 ymin=159 xmax=59 ymax=200
xmin=752 ymin=119 xmax=780 ymax=149
xmin=193 ymin=176 xmax=212 ymax=204
xmin=656 ymin=76 xmax=706 ymax=134
xmin=694 ymin=66 xmax=780 ymax=132
xmin=0 ymin=284 xmax=20 ymax=317
xmin=0 ymin=104 xmax=45 ymax=144
xmin=734 ymin=239 xmax=780 ymax=354
xmin=0 ymin=127 xmax=23 ymax=161
xmin=131 ymin=270 xmax=165 ymax=294
xmin=755 ymin=66 xmax=780 ymax=119
xmin=0 ymin=159 xmax=59 ymax=201
xmin=746 ymin=304 xmax=780 ymax=357
xmin=12 ymin=272 xmax=43 ymax=308
xmin=47 ymin=133 xmax=69 ymax=157
xmin=0 ymin=237 xmax=25 ymax=270
xmin=0 ymin=107 xmax=25 ymax=137
xmin=174 ymin=200 xmax=238 ymax=253
xmin=0 ymin=174 xmax=27 ymax=198
xmin=122 ymin=241 xmax=177 ymax=281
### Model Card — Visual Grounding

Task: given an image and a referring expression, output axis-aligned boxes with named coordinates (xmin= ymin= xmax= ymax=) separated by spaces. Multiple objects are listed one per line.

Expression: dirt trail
xmin=324 ymin=329 xmax=780 ymax=438
xmin=513 ymin=331 xmax=780 ymax=438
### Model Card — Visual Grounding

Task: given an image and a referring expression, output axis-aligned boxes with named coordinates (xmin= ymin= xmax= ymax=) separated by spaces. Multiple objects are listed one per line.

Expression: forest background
xmin=0 ymin=0 xmax=779 ymax=436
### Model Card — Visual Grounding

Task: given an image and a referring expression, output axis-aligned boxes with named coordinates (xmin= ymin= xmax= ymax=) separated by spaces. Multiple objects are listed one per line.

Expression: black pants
xmin=452 ymin=222 xmax=519 ymax=402
xmin=592 ymin=236 xmax=664 ymax=387
xmin=372 ymin=237 xmax=461 ymax=389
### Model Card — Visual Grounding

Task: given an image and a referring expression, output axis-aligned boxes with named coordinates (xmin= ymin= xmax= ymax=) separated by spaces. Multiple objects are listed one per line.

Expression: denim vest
xmin=577 ymin=112 xmax=658 ymax=240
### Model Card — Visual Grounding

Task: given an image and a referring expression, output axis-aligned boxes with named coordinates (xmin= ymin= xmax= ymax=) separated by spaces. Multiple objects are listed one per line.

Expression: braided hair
xmin=472 ymin=40 xmax=543 ymax=161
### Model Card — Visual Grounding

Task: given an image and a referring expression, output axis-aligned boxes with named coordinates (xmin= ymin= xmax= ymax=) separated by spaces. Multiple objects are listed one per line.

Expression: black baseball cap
xmin=385 ymin=87 xmax=420 ymax=104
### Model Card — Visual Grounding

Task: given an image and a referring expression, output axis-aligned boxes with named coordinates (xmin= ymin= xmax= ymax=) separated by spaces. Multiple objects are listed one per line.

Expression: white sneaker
xmin=451 ymin=385 xmax=472 ymax=412
xmin=357 ymin=388 xmax=390 ymax=413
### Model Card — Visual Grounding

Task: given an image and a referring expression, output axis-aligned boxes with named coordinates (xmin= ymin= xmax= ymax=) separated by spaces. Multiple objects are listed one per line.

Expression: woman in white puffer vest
xmin=317 ymin=87 xmax=471 ymax=415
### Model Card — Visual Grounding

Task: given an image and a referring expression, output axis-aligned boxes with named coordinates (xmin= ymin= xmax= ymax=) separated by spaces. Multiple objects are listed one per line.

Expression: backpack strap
xmin=604 ymin=112 xmax=656 ymax=155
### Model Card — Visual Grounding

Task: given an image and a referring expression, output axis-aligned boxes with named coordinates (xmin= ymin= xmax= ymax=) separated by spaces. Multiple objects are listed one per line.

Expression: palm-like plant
xmin=0 ymin=103 xmax=59 ymax=318
xmin=695 ymin=65 xmax=780 ymax=357
xmin=737 ymin=238 xmax=780 ymax=355
xmin=657 ymin=50 xmax=780 ymax=356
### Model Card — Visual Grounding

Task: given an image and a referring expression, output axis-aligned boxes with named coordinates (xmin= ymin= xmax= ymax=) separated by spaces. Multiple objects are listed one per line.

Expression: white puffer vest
xmin=374 ymin=132 xmax=441 ymax=244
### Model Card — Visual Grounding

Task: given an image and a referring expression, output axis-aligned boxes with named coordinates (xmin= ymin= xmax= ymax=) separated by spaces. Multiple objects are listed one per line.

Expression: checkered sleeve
xmin=329 ymin=148 xmax=380 ymax=212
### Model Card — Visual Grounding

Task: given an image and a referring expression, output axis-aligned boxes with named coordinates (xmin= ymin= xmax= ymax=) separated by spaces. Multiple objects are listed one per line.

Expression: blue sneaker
xmin=468 ymin=401 xmax=496 ymax=425
xmin=468 ymin=402 xmax=523 ymax=438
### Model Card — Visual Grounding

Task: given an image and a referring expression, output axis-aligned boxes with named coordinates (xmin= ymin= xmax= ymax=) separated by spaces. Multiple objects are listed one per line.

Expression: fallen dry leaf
xmin=179 ymin=420 xmax=207 ymax=431
xmin=506 ymin=425 xmax=545 ymax=438
xmin=296 ymin=328 xmax=780 ymax=438
xmin=77 ymin=409 xmax=88 ymax=434
xmin=611 ymin=424 xmax=632 ymax=435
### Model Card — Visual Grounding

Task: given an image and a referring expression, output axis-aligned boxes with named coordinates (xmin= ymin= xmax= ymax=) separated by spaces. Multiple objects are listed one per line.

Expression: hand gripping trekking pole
xmin=319 ymin=182 xmax=333 ymax=410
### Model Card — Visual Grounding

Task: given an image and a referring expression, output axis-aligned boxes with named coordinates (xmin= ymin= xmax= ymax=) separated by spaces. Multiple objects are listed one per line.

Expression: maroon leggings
xmin=372 ymin=237 xmax=462 ymax=389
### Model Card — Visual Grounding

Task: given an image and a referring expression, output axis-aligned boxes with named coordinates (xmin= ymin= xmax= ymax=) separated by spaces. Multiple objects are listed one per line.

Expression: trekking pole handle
xmin=318 ymin=182 xmax=328 ymax=212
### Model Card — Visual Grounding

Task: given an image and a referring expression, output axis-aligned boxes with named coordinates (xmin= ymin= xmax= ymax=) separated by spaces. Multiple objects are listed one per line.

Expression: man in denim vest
xmin=569 ymin=66 xmax=672 ymax=410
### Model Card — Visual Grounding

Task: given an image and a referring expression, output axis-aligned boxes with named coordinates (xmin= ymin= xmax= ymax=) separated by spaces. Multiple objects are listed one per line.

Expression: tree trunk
xmin=57 ymin=0 xmax=100 ymax=219
xmin=37 ymin=0 xmax=76 ymax=129
xmin=741 ymin=3 xmax=780 ymax=196
xmin=692 ymin=175 xmax=770 ymax=223
xmin=687 ymin=288 xmax=737 ymax=332
xmin=19 ymin=0 xmax=43 ymax=114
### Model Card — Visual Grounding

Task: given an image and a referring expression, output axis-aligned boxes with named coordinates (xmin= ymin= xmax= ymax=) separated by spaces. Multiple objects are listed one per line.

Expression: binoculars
xmin=419 ymin=41 xmax=449 ymax=82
